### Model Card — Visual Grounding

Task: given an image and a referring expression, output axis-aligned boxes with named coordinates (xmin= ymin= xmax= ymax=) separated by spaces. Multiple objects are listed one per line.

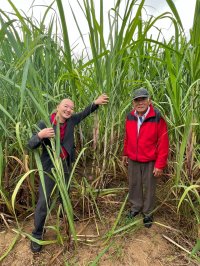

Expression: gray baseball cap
xmin=132 ymin=87 xmax=149 ymax=100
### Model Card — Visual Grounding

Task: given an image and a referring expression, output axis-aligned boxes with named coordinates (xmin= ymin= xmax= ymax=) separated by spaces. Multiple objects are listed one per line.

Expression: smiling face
xmin=56 ymin=99 xmax=74 ymax=123
xmin=133 ymin=97 xmax=151 ymax=116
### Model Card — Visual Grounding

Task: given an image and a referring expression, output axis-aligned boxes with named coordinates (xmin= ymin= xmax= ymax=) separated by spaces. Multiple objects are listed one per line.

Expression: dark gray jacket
xmin=28 ymin=103 xmax=99 ymax=172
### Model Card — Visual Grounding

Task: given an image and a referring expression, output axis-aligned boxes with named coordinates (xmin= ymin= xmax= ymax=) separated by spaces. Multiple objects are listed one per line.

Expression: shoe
xmin=143 ymin=216 xmax=153 ymax=228
xmin=30 ymin=240 xmax=42 ymax=253
xmin=126 ymin=210 xmax=139 ymax=219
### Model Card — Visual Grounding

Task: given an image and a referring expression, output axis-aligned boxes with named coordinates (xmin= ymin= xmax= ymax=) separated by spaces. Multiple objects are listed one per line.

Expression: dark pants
xmin=32 ymin=161 xmax=71 ymax=239
xmin=128 ymin=159 xmax=156 ymax=216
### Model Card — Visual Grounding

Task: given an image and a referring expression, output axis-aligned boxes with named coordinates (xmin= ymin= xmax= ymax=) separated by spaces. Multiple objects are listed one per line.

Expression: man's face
xmin=133 ymin=97 xmax=151 ymax=116
xmin=57 ymin=99 xmax=74 ymax=122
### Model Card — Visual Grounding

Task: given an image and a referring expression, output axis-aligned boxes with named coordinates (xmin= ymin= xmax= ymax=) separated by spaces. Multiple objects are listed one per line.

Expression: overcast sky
xmin=0 ymin=0 xmax=196 ymax=54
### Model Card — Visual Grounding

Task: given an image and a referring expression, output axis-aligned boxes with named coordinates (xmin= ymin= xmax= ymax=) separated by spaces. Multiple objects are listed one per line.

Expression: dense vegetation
xmin=0 ymin=0 xmax=199 ymax=262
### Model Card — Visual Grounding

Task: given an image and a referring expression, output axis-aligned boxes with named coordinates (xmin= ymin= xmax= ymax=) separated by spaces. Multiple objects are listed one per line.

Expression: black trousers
xmin=32 ymin=160 xmax=71 ymax=239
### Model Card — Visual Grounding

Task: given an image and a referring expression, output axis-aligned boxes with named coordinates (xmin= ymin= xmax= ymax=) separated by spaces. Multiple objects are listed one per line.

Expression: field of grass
xmin=0 ymin=0 xmax=199 ymax=264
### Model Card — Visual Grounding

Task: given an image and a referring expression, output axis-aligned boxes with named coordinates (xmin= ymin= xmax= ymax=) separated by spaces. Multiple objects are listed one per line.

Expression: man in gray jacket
xmin=28 ymin=94 xmax=108 ymax=252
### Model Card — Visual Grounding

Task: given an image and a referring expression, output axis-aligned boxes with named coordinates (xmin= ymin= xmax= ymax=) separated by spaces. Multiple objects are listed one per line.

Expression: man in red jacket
xmin=123 ymin=88 xmax=169 ymax=228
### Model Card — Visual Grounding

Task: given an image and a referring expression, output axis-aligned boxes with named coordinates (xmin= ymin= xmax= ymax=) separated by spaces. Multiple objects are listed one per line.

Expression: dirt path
xmin=0 ymin=214 xmax=196 ymax=266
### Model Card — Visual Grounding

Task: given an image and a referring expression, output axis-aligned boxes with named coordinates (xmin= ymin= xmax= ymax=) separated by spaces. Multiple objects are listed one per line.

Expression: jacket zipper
xmin=136 ymin=119 xmax=145 ymax=161
xmin=136 ymin=123 xmax=140 ymax=161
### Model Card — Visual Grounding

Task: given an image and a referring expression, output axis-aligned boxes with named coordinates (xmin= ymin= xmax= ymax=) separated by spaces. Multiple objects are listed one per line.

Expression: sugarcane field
xmin=0 ymin=0 xmax=200 ymax=265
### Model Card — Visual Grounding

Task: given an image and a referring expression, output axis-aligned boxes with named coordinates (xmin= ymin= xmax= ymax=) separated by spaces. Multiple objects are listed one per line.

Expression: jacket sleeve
xmin=123 ymin=118 xmax=128 ymax=156
xmin=155 ymin=117 xmax=169 ymax=169
xmin=72 ymin=103 xmax=99 ymax=125
xmin=28 ymin=121 xmax=46 ymax=150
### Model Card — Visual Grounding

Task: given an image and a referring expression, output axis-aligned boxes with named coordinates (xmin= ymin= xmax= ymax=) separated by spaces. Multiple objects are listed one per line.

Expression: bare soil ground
xmin=0 ymin=212 xmax=197 ymax=266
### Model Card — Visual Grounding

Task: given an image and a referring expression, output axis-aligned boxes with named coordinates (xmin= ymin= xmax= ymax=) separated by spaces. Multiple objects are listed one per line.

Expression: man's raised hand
xmin=94 ymin=93 xmax=109 ymax=105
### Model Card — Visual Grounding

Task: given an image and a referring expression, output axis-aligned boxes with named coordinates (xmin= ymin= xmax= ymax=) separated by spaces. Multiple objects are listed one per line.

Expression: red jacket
xmin=123 ymin=104 xmax=169 ymax=169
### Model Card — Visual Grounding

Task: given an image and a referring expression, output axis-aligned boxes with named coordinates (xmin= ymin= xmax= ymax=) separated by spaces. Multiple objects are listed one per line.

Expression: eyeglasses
xmin=133 ymin=97 xmax=148 ymax=102
xmin=63 ymin=104 xmax=74 ymax=110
